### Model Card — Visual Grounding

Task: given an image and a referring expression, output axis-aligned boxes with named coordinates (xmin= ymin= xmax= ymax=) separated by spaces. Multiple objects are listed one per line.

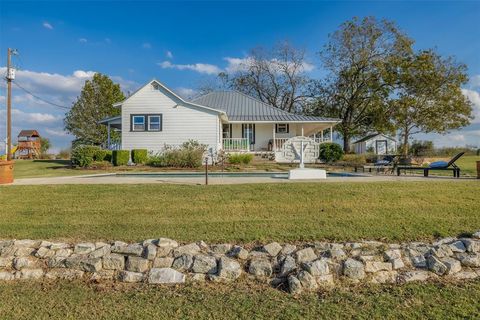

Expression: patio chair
xmin=363 ymin=155 xmax=397 ymax=174
xmin=396 ymin=152 xmax=465 ymax=178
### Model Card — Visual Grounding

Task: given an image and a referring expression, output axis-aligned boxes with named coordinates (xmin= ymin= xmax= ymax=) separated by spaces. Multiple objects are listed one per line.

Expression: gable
xmin=117 ymin=80 xmax=225 ymax=117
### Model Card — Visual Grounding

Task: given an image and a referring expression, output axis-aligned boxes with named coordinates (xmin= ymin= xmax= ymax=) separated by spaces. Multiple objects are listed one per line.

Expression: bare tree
xmin=202 ymin=42 xmax=315 ymax=113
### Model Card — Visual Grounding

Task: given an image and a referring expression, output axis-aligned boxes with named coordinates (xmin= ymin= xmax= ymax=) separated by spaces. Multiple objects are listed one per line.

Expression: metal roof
xmin=192 ymin=91 xmax=339 ymax=123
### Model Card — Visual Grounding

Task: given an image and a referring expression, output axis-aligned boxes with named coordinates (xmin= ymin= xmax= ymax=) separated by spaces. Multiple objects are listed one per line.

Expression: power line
xmin=12 ymin=81 xmax=70 ymax=110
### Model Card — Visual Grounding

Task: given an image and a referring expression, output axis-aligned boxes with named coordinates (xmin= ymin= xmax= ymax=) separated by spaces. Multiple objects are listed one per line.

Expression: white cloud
xmin=470 ymin=75 xmax=480 ymax=89
xmin=0 ymin=68 xmax=137 ymax=151
xmin=175 ymin=87 xmax=197 ymax=99
xmin=462 ymin=88 xmax=480 ymax=124
xmin=78 ymin=38 xmax=88 ymax=43
xmin=42 ymin=22 xmax=53 ymax=30
xmin=12 ymin=109 xmax=62 ymax=124
xmin=166 ymin=51 xmax=173 ymax=59
xmin=142 ymin=42 xmax=152 ymax=49
xmin=157 ymin=61 xmax=222 ymax=75
xmin=45 ymin=128 xmax=69 ymax=137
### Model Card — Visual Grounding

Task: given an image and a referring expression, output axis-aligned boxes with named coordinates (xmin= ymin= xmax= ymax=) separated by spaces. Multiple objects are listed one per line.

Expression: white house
xmin=352 ymin=133 xmax=397 ymax=155
xmin=99 ymin=79 xmax=340 ymax=163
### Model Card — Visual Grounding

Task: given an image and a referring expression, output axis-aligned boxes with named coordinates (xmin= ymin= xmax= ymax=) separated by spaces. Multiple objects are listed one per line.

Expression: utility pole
xmin=6 ymin=48 xmax=16 ymax=161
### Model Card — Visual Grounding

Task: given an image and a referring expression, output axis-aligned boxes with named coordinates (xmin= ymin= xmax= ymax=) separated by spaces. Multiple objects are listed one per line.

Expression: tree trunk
xmin=402 ymin=128 xmax=409 ymax=157
xmin=343 ymin=135 xmax=351 ymax=153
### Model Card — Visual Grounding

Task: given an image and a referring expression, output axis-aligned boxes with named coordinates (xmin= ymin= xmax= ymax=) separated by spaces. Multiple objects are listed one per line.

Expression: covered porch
xmin=221 ymin=122 xmax=335 ymax=153
xmin=98 ymin=116 xmax=122 ymax=150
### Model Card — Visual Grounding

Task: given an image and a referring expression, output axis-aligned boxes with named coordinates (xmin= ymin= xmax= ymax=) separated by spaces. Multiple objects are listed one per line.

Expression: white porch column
xmin=272 ymin=124 xmax=276 ymax=151
xmin=330 ymin=126 xmax=333 ymax=142
xmin=107 ymin=122 xmax=111 ymax=149
xmin=321 ymin=129 xmax=324 ymax=142
xmin=301 ymin=125 xmax=304 ymax=137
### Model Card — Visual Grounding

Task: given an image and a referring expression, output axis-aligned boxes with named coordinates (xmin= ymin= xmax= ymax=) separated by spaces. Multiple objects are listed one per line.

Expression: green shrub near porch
xmin=228 ymin=153 xmax=254 ymax=165
xmin=71 ymin=145 xmax=101 ymax=167
xmin=93 ymin=149 xmax=110 ymax=162
xmin=131 ymin=149 xmax=148 ymax=164
xmin=319 ymin=142 xmax=344 ymax=163
xmin=112 ymin=150 xmax=130 ymax=166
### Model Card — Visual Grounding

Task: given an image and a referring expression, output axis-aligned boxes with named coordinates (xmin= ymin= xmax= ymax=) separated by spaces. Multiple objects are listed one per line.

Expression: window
xmin=222 ymin=124 xmax=232 ymax=139
xmin=148 ymin=115 xmax=161 ymax=131
xmin=275 ymin=123 xmax=289 ymax=133
xmin=131 ymin=114 xmax=162 ymax=132
xmin=132 ymin=115 xmax=145 ymax=131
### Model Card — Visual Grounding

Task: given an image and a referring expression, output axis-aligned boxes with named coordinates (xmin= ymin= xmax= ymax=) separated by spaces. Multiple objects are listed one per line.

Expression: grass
xmin=0 ymin=280 xmax=479 ymax=319
xmin=12 ymin=155 xmax=479 ymax=179
xmin=1 ymin=181 xmax=478 ymax=242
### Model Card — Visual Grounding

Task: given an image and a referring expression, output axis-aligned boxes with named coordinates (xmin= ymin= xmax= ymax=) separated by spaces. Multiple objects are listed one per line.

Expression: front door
xmin=242 ymin=124 xmax=255 ymax=151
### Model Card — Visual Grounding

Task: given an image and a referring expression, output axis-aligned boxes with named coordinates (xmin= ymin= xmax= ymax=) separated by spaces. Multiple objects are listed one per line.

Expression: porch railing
xmin=223 ymin=138 xmax=250 ymax=151
xmin=272 ymin=137 xmax=330 ymax=151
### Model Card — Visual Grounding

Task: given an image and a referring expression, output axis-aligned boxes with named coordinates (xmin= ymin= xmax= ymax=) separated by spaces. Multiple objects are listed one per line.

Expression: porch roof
xmin=191 ymin=91 xmax=340 ymax=123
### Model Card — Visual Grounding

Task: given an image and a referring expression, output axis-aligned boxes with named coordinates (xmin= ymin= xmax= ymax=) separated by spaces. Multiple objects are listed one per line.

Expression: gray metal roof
xmin=192 ymin=91 xmax=338 ymax=122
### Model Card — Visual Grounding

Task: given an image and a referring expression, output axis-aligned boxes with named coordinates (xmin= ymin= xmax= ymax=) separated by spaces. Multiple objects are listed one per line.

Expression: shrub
xmin=104 ymin=150 xmax=113 ymax=162
xmin=228 ymin=153 xmax=253 ymax=165
xmin=71 ymin=145 xmax=101 ymax=167
xmin=340 ymin=154 xmax=366 ymax=165
xmin=94 ymin=149 xmax=109 ymax=162
xmin=132 ymin=149 xmax=148 ymax=165
xmin=147 ymin=140 xmax=206 ymax=168
xmin=89 ymin=161 xmax=113 ymax=169
xmin=319 ymin=143 xmax=344 ymax=163
xmin=477 ymin=149 xmax=480 ymax=156
xmin=410 ymin=140 xmax=434 ymax=156
xmin=112 ymin=150 xmax=130 ymax=166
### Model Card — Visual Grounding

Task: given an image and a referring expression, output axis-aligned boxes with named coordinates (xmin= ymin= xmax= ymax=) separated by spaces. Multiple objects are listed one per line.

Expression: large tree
xmin=65 ymin=73 xmax=125 ymax=145
xmin=308 ymin=17 xmax=413 ymax=152
xmin=390 ymin=50 xmax=473 ymax=155
xmin=204 ymin=42 xmax=315 ymax=113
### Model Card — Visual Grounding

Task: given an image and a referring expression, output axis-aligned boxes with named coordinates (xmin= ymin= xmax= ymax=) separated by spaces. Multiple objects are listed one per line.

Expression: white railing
xmin=313 ymin=137 xmax=331 ymax=144
xmin=222 ymin=138 xmax=250 ymax=151
xmin=272 ymin=138 xmax=289 ymax=151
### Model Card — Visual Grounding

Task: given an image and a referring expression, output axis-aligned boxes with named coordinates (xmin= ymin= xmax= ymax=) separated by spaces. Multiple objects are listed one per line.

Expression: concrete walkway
xmin=8 ymin=172 xmax=476 ymax=186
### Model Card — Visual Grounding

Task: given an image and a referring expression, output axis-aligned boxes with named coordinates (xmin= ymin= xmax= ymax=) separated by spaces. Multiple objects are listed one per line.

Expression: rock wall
xmin=1 ymin=232 xmax=480 ymax=294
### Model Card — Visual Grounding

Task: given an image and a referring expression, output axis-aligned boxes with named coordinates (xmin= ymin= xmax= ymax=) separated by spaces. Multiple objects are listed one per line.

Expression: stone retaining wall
xmin=1 ymin=232 xmax=480 ymax=294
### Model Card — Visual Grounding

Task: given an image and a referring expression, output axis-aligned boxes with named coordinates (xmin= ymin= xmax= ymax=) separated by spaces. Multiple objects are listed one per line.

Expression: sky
xmin=1 ymin=0 xmax=479 ymax=153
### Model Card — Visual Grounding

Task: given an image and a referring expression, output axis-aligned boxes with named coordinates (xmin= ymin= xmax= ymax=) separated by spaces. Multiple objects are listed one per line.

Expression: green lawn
xmin=1 ymin=181 xmax=478 ymax=242
xmin=0 ymin=280 xmax=478 ymax=319
xmin=12 ymin=159 xmax=99 ymax=179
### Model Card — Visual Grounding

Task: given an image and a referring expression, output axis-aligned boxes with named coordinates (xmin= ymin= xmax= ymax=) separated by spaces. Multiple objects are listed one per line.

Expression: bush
xmin=147 ymin=140 xmax=206 ymax=168
xmin=71 ymin=145 xmax=101 ymax=167
xmin=112 ymin=150 xmax=130 ymax=166
xmin=104 ymin=150 xmax=113 ymax=162
xmin=319 ymin=143 xmax=344 ymax=163
xmin=340 ymin=154 xmax=366 ymax=165
xmin=89 ymin=161 xmax=113 ymax=169
xmin=131 ymin=149 xmax=148 ymax=165
xmin=228 ymin=153 xmax=254 ymax=165
xmin=410 ymin=140 xmax=434 ymax=156
xmin=477 ymin=149 xmax=480 ymax=156
xmin=94 ymin=149 xmax=109 ymax=162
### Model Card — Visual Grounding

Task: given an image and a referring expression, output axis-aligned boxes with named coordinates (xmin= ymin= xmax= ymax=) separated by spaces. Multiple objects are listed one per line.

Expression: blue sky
xmin=1 ymin=0 xmax=479 ymax=152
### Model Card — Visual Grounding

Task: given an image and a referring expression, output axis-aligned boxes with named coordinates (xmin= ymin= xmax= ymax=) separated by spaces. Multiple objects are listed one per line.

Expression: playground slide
xmin=0 ymin=145 xmax=18 ymax=160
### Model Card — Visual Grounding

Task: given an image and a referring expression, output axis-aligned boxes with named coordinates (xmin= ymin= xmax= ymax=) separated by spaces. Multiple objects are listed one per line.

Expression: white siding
xmin=121 ymin=83 xmax=220 ymax=154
